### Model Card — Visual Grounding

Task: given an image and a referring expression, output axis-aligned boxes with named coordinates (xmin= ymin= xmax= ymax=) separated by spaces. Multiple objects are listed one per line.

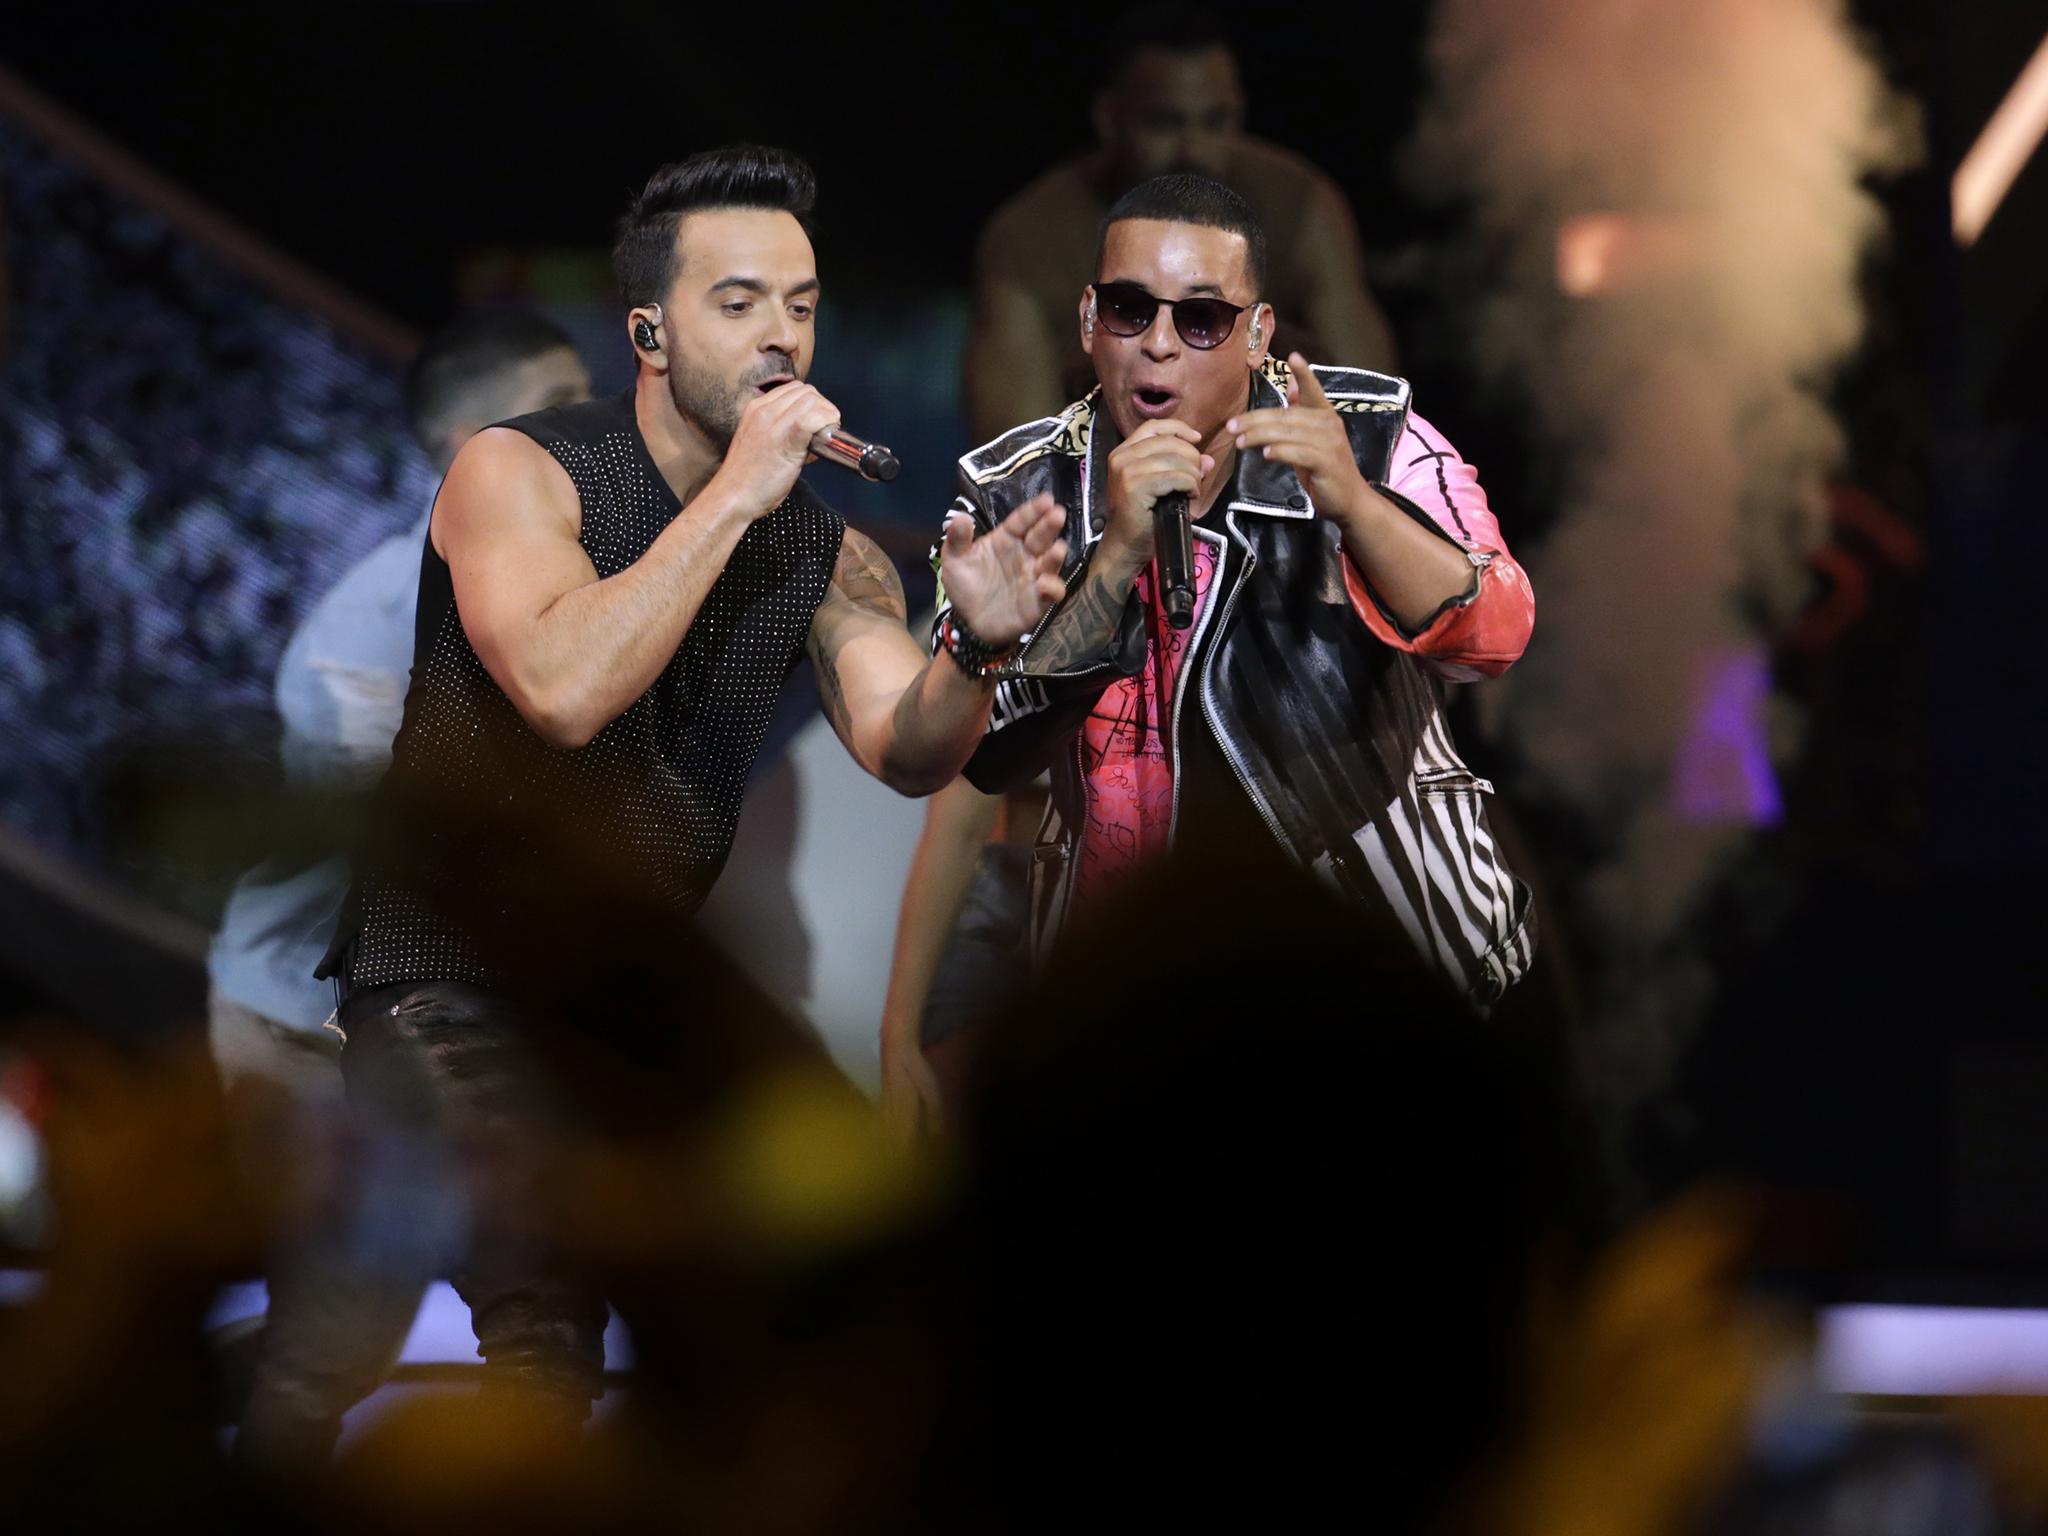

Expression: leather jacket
xmin=935 ymin=358 xmax=1538 ymax=1006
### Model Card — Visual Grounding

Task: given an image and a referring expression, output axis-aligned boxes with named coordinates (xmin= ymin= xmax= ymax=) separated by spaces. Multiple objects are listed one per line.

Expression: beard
xmin=666 ymin=353 xmax=745 ymax=448
xmin=666 ymin=351 xmax=799 ymax=449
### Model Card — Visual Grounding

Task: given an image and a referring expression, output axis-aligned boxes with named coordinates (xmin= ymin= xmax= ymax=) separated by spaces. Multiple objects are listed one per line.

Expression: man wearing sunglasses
xmin=933 ymin=173 xmax=1538 ymax=1006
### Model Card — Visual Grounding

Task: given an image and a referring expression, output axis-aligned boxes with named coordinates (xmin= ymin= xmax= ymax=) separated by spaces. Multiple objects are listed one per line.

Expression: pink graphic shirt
xmin=1069 ymin=532 xmax=1224 ymax=915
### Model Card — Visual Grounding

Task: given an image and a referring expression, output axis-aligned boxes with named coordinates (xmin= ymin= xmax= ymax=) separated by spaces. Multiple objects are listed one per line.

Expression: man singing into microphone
xmin=267 ymin=145 xmax=1066 ymax=1457
xmin=938 ymin=173 xmax=1537 ymax=1004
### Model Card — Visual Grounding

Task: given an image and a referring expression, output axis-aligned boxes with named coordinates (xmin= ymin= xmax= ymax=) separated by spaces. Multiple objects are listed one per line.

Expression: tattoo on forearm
xmin=811 ymin=629 xmax=852 ymax=738
xmin=1019 ymin=562 xmax=1130 ymax=673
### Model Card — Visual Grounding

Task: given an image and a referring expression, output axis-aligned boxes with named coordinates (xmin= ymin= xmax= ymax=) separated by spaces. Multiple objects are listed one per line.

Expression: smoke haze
xmin=1410 ymin=0 xmax=1920 ymax=1137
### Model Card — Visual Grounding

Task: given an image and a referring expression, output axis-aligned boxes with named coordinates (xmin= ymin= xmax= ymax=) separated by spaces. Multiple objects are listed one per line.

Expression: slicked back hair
xmin=612 ymin=144 xmax=818 ymax=309
xmin=1098 ymin=173 xmax=1267 ymax=297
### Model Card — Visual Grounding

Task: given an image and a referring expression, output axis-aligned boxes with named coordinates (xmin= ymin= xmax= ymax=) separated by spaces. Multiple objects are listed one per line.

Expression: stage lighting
xmin=1953 ymin=30 xmax=2048 ymax=247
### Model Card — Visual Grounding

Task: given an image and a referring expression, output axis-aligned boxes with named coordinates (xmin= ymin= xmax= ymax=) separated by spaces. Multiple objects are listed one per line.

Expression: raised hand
xmin=939 ymin=492 xmax=1070 ymax=647
xmin=1226 ymin=352 xmax=1370 ymax=521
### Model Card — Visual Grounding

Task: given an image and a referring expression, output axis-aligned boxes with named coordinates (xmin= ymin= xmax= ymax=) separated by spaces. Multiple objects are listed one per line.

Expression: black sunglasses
xmin=1092 ymin=281 xmax=1252 ymax=350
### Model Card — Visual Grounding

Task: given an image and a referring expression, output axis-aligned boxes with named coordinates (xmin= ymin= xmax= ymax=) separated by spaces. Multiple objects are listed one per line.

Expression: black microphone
xmin=811 ymin=425 xmax=901 ymax=483
xmin=1155 ymin=491 xmax=1195 ymax=630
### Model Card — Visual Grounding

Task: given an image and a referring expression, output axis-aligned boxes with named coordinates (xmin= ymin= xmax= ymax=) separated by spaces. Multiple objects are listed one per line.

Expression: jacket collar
xmin=1228 ymin=366 xmax=1318 ymax=520
xmin=1080 ymin=366 xmax=1312 ymax=546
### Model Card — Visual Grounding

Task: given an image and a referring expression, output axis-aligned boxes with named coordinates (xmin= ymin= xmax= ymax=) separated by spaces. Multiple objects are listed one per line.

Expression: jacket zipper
xmin=1196 ymin=512 xmax=1296 ymax=859
xmin=1003 ymin=559 xmax=1083 ymax=680
xmin=1003 ymin=548 xmax=1122 ymax=684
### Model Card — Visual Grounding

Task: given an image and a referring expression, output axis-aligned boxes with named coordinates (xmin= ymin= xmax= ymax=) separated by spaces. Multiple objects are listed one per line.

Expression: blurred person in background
xmin=221 ymin=309 xmax=590 ymax=1470
xmin=934 ymin=172 xmax=1537 ymax=1011
xmin=877 ymin=769 xmax=1036 ymax=1137
xmin=964 ymin=1 xmax=1397 ymax=444
xmin=289 ymin=144 xmax=1068 ymax=1460
xmin=210 ymin=312 xmax=589 ymax=1131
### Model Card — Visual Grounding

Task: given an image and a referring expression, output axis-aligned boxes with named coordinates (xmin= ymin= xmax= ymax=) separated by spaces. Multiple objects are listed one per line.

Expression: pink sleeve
xmin=1387 ymin=411 xmax=1505 ymax=550
xmin=1339 ymin=410 xmax=1535 ymax=681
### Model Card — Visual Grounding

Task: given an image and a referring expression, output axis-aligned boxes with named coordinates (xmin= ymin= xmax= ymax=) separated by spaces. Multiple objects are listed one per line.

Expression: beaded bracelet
xmin=938 ymin=612 xmax=1017 ymax=679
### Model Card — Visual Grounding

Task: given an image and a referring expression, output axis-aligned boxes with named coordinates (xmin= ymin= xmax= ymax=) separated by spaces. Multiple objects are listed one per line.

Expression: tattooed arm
xmin=1007 ymin=413 xmax=1206 ymax=677
xmin=1015 ymin=538 xmax=1148 ymax=675
xmin=810 ymin=510 xmax=1065 ymax=796
xmin=942 ymin=524 xmax=1152 ymax=794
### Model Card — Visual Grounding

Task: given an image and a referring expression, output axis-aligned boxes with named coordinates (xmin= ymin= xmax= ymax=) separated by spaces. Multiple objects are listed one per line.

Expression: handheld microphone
xmin=1156 ymin=491 xmax=1195 ymax=630
xmin=811 ymin=425 xmax=901 ymax=483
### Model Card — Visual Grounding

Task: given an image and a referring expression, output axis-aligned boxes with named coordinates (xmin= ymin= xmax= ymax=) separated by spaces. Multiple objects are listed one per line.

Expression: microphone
xmin=1163 ymin=495 xmax=1196 ymax=634
xmin=1155 ymin=491 xmax=1195 ymax=630
xmin=811 ymin=424 xmax=901 ymax=483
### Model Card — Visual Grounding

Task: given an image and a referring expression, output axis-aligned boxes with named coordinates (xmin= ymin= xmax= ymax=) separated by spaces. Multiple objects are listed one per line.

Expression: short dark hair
xmin=1098 ymin=173 xmax=1267 ymax=296
xmin=1102 ymin=3 xmax=1233 ymax=87
xmin=405 ymin=309 xmax=575 ymax=458
xmin=611 ymin=144 xmax=817 ymax=309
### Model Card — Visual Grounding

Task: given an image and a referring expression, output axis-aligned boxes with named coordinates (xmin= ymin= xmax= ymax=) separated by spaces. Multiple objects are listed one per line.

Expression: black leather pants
xmin=234 ymin=981 xmax=608 ymax=1469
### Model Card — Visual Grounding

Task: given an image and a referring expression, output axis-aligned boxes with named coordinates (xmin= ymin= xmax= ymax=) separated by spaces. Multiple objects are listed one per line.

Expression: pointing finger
xmin=1288 ymin=353 xmax=1330 ymax=410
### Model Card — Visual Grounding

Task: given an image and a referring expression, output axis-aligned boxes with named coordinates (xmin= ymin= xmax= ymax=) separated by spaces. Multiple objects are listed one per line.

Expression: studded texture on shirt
xmin=346 ymin=391 xmax=844 ymax=991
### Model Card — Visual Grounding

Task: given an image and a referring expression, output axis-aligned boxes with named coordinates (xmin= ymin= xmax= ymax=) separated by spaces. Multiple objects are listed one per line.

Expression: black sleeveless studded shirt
xmin=331 ymin=389 xmax=844 ymax=993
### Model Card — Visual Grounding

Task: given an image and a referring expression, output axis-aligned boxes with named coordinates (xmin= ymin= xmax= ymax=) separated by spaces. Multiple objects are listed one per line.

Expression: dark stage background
xmin=2 ymin=0 xmax=2046 ymax=1293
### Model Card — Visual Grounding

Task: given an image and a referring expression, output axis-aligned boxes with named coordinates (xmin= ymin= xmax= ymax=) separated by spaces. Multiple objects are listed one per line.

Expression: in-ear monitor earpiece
xmin=634 ymin=301 xmax=665 ymax=353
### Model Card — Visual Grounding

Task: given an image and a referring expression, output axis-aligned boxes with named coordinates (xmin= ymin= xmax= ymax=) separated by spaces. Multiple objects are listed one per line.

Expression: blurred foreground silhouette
xmin=1 ymin=801 xmax=2029 ymax=1532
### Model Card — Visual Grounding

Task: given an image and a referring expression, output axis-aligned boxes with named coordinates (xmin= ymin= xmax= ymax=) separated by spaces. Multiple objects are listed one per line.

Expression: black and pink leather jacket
xmin=933 ymin=359 xmax=1538 ymax=1006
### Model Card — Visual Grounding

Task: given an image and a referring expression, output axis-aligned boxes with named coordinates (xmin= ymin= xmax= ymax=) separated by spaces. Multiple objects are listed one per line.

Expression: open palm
xmin=940 ymin=493 xmax=1070 ymax=646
